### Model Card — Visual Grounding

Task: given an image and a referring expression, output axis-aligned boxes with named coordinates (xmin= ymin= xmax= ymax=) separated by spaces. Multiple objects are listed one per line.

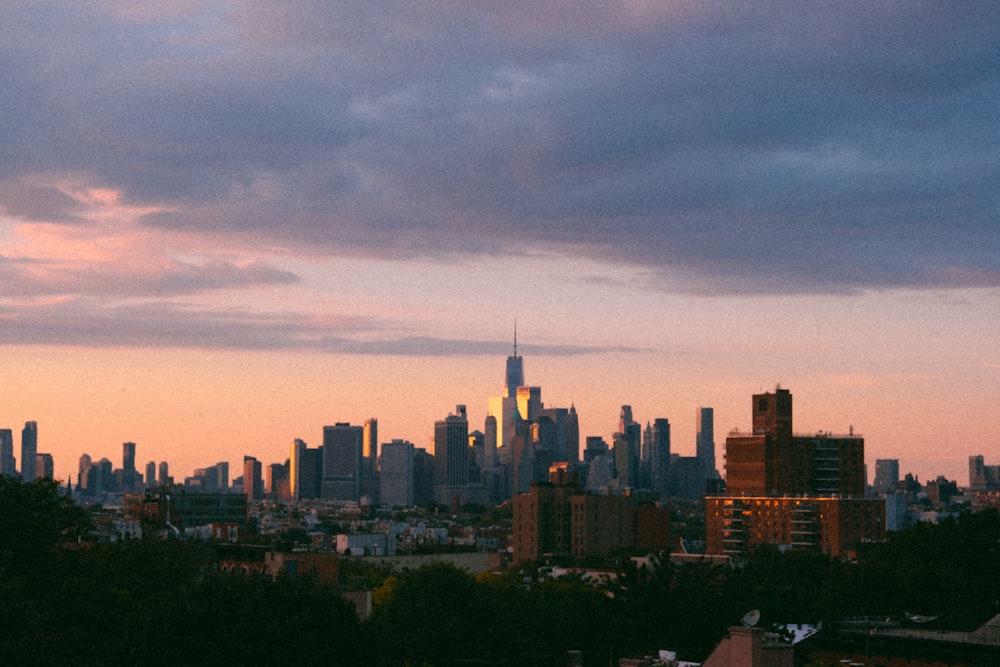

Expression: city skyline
xmin=1 ymin=3 xmax=997 ymax=485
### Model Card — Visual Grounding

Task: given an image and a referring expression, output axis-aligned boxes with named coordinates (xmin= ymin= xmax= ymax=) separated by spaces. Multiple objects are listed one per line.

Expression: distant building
xmin=412 ymin=447 xmax=435 ymax=506
xmin=266 ymin=461 xmax=290 ymax=500
xmin=669 ymin=455 xmax=707 ymax=500
xmin=362 ymin=418 xmax=379 ymax=504
xmin=243 ymin=456 xmax=263 ymax=501
xmin=380 ymin=439 xmax=414 ymax=507
xmin=145 ymin=461 xmax=156 ymax=487
xmin=487 ymin=333 xmax=524 ymax=452
xmin=696 ymin=407 xmax=718 ymax=479
xmin=969 ymin=455 xmax=1000 ymax=491
xmin=21 ymin=421 xmax=37 ymax=482
xmin=706 ymin=388 xmax=884 ymax=559
xmin=651 ymin=417 xmax=671 ymax=498
xmin=0 ymin=430 xmax=15 ymax=476
xmin=434 ymin=405 xmax=470 ymax=505
xmin=322 ymin=423 xmax=364 ymax=501
xmin=873 ymin=458 xmax=900 ymax=494
xmin=36 ymin=453 xmax=54 ymax=480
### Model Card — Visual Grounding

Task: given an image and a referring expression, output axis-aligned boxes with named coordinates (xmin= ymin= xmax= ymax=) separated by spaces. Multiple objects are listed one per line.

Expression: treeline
xmin=3 ymin=476 xmax=1000 ymax=665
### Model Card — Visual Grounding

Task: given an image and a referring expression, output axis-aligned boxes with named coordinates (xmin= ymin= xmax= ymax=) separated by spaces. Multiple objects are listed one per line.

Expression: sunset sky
xmin=1 ymin=2 xmax=997 ymax=486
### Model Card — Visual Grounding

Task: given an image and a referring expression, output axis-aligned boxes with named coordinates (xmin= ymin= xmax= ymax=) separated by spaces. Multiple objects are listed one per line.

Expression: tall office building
xmin=216 ymin=461 xmax=229 ymax=492
xmin=538 ymin=406 xmax=578 ymax=464
xmin=36 ymin=453 xmax=54 ymax=480
xmin=651 ymin=417 xmax=671 ymax=497
xmin=362 ymin=418 xmax=379 ymax=503
xmin=159 ymin=461 xmax=169 ymax=486
xmin=322 ymin=423 xmax=364 ymax=501
xmin=488 ymin=330 xmax=525 ymax=452
xmin=381 ymin=440 xmax=415 ymax=507
xmin=873 ymin=459 xmax=900 ymax=494
xmin=267 ymin=462 xmax=289 ymax=499
xmin=122 ymin=442 xmax=136 ymax=472
xmin=613 ymin=406 xmax=641 ymax=490
xmin=566 ymin=404 xmax=579 ymax=463
xmin=79 ymin=454 xmax=93 ymax=492
xmin=289 ymin=439 xmax=305 ymax=501
xmin=0 ymin=430 xmax=15 ymax=476
xmin=434 ymin=405 xmax=469 ymax=505
xmin=516 ymin=386 xmax=543 ymax=423
xmin=482 ymin=416 xmax=499 ymax=470
xmin=21 ymin=422 xmax=37 ymax=481
xmin=505 ymin=326 xmax=524 ymax=395
xmin=120 ymin=441 xmax=141 ymax=493
xmin=243 ymin=456 xmax=263 ymax=501
xmin=146 ymin=461 xmax=157 ymax=487
xmin=695 ymin=408 xmax=717 ymax=478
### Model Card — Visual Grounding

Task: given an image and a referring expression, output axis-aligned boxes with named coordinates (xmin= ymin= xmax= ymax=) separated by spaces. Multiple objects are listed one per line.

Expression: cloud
xmin=1 ymin=180 xmax=299 ymax=297
xmin=0 ymin=297 xmax=642 ymax=355
xmin=0 ymin=1 xmax=998 ymax=294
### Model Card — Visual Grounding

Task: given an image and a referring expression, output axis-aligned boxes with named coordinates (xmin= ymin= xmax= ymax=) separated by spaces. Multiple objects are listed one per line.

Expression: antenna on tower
xmin=513 ymin=318 xmax=518 ymax=358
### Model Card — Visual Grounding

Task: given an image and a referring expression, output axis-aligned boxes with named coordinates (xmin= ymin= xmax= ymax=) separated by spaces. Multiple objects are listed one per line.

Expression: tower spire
xmin=513 ymin=318 xmax=518 ymax=358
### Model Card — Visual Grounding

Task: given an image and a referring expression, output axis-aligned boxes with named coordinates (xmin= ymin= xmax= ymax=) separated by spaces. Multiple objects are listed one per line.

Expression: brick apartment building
xmin=512 ymin=464 xmax=671 ymax=565
xmin=706 ymin=388 xmax=884 ymax=559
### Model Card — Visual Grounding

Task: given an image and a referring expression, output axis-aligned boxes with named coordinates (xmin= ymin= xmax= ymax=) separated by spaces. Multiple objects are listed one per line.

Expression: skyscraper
xmin=873 ymin=459 xmax=900 ymax=494
xmin=243 ymin=456 xmax=263 ymax=501
xmin=614 ymin=406 xmax=641 ymax=490
xmin=696 ymin=407 xmax=717 ymax=478
xmin=120 ymin=441 xmax=140 ymax=493
xmin=505 ymin=325 xmax=524 ymax=396
xmin=146 ymin=461 xmax=157 ymax=487
xmin=516 ymin=386 xmax=542 ymax=423
xmin=322 ymin=423 xmax=364 ymax=501
xmin=381 ymin=439 xmax=415 ymax=507
xmin=0 ymin=430 xmax=16 ymax=476
xmin=362 ymin=418 xmax=379 ymax=503
xmin=216 ymin=461 xmax=229 ymax=492
xmin=289 ymin=438 xmax=305 ymax=501
xmin=36 ymin=453 xmax=54 ymax=480
xmin=434 ymin=405 xmax=469 ymax=505
xmin=158 ymin=461 xmax=169 ymax=486
xmin=566 ymin=404 xmax=579 ymax=463
xmin=651 ymin=417 xmax=671 ymax=497
xmin=489 ymin=328 xmax=525 ymax=452
xmin=122 ymin=442 xmax=136 ymax=472
xmin=21 ymin=422 xmax=37 ymax=481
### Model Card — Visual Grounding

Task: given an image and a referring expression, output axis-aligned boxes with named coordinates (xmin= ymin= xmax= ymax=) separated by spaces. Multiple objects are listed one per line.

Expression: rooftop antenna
xmin=513 ymin=318 xmax=518 ymax=358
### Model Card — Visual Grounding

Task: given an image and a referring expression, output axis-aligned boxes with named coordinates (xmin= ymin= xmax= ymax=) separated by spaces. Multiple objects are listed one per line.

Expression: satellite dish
xmin=742 ymin=609 xmax=761 ymax=627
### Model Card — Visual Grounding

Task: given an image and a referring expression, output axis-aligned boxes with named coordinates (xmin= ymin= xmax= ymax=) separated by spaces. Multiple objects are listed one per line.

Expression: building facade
xmin=322 ymin=423 xmax=364 ymax=501
xmin=707 ymin=388 xmax=884 ymax=559
xmin=380 ymin=439 xmax=414 ymax=507
xmin=434 ymin=405 xmax=470 ymax=505
xmin=21 ymin=421 xmax=37 ymax=481
xmin=512 ymin=465 xmax=671 ymax=565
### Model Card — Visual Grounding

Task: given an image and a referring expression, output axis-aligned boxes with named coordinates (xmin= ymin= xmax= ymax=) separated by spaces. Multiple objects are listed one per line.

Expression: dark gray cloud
xmin=2 ymin=1 xmax=998 ymax=294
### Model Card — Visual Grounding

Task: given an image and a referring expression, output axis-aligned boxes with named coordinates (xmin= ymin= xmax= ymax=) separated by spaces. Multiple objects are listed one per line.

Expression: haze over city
xmin=1 ymin=2 xmax=997 ymax=485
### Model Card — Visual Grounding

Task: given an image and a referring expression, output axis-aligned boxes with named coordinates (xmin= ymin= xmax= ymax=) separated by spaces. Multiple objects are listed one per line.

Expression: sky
xmin=1 ymin=1 xmax=998 ymax=487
